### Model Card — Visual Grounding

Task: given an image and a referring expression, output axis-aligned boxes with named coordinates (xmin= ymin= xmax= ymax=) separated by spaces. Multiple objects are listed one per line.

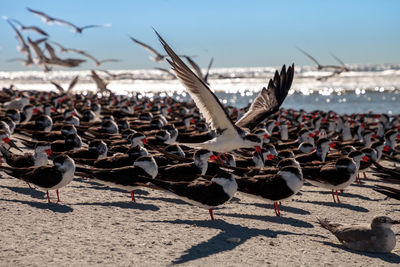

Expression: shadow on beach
xmin=0 ymin=198 xmax=73 ymax=213
xmin=73 ymin=200 xmax=159 ymax=211
xmin=0 ymin=184 xmax=46 ymax=199
xmin=319 ymin=240 xmax=400 ymax=264
xmin=146 ymin=218 xmax=309 ymax=264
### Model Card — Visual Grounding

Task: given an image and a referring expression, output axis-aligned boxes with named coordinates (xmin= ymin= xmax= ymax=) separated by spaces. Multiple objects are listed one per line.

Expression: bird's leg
xmin=209 ymin=208 xmax=215 ymax=220
xmin=331 ymin=190 xmax=336 ymax=203
xmin=46 ymin=191 xmax=51 ymax=203
xmin=27 ymin=183 xmax=33 ymax=189
xmin=363 ymin=172 xmax=368 ymax=179
xmin=335 ymin=190 xmax=341 ymax=203
xmin=56 ymin=189 xmax=61 ymax=203
xmin=216 ymin=153 xmax=225 ymax=164
xmin=356 ymin=173 xmax=361 ymax=184
xmin=273 ymin=202 xmax=281 ymax=216
xmin=130 ymin=191 xmax=136 ymax=202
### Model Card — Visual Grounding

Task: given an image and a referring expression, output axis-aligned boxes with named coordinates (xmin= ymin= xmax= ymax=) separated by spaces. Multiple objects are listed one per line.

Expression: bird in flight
xmin=27 ymin=8 xmax=111 ymax=33
xmin=6 ymin=17 xmax=49 ymax=36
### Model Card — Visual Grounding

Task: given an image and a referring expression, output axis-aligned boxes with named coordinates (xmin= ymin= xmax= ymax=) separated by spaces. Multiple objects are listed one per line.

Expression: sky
xmin=1 ymin=0 xmax=399 ymax=72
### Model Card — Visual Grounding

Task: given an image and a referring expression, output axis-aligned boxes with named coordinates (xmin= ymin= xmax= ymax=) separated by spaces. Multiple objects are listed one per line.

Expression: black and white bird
xmin=155 ymin=30 xmax=294 ymax=153
xmin=0 ymin=143 xmax=51 ymax=168
xmin=236 ymin=165 xmax=303 ymax=216
xmin=1 ymin=155 xmax=76 ymax=202
xmin=143 ymin=172 xmax=238 ymax=220
xmin=76 ymin=156 xmax=158 ymax=202
xmin=302 ymin=157 xmax=357 ymax=203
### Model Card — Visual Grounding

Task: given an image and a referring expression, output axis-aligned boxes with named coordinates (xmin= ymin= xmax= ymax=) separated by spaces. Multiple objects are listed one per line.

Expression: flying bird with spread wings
xmin=155 ymin=30 xmax=294 ymax=153
xmin=27 ymin=7 xmax=111 ymax=33
xmin=50 ymin=41 xmax=118 ymax=66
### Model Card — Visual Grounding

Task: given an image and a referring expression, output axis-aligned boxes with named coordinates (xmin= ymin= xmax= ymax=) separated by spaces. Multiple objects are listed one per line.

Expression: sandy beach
xmin=1 ymin=157 xmax=399 ymax=266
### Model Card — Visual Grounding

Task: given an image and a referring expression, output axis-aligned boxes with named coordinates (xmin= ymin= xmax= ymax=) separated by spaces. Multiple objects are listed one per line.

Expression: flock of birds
xmin=2 ymin=11 xmax=400 ymax=254
xmin=4 ymin=7 xmax=214 ymax=95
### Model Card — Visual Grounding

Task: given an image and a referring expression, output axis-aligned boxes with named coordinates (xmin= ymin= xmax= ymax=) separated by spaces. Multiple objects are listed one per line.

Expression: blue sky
xmin=1 ymin=0 xmax=399 ymax=71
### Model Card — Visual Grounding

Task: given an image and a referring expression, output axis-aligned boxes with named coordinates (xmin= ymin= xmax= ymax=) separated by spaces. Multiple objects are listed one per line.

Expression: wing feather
xmin=235 ymin=64 xmax=294 ymax=130
xmin=156 ymin=30 xmax=238 ymax=135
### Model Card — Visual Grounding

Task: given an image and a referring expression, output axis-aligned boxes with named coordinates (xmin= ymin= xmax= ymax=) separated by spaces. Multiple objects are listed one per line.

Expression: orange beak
xmin=329 ymin=142 xmax=336 ymax=149
xmin=141 ymin=138 xmax=148 ymax=144
xmin=255 ymin=146 xmax=261 ymax=154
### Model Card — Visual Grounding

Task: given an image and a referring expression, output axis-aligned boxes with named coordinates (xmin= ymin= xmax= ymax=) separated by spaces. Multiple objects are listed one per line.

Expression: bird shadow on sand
xmin=300 ymin=189 xmax=374 ymax=201
xmin=219 ymin=212 xmax=315 ymax=228
xmin=0 ymin=198 xmax=73 ymax=213
xmin=140 ymin=195 xmax=189 ymax=205
xmin=0 ymin=184 xmax=46 ymax=199
xmin=73 ymin=201 xmax=159 ymax=211
xmin=318 ymin=240 xmax=400 ymax=264
xmin=234 ymin=200 xmax=310 ymax=215
xmin=294 ymin=199 xmax=369 ymax=212
xmin=73 ymin=178 xmax=151 ymax=196
xmin=145 ymin=218 xmax=307 ymax=264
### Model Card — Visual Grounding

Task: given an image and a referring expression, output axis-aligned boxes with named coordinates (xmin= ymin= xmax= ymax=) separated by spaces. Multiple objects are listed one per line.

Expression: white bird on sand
xmin=318 ymin=216 xmax=399 ymax=253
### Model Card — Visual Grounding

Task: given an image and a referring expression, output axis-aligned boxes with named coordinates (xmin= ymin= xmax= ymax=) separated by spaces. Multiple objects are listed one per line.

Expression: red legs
xmin=331 ymin=190 xmax=336 ymax=203
xmin=363 ymin=172 xmax=368 ymax=179
xmin=46 ymin=191 xmax=51 ymax=203
xmin=209 ymin=208 xmax=215 ymax=220
xmin=56 ymin=189 xmax=61 ymax=203
xmin=27 ymin=183 xmax=33 ymax=188
xmin=130 ymin=191 xmax=136 ymax=202
xmin=356 ymin=173 xmax=361 ymax=184
xmin=273 ymin=202 xmax=281 ymax=216
xmin=335 ymin=190 xmax=341 ymax=203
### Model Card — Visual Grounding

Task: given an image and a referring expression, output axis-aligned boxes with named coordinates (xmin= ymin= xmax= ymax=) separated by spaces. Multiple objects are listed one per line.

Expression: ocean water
xmin=1 ymin=64 xmax=400 ymax=114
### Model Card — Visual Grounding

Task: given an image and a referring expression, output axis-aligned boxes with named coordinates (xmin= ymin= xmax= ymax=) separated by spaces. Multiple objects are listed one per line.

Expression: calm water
xmin=1 ymin=64 xmax=400 ymax=114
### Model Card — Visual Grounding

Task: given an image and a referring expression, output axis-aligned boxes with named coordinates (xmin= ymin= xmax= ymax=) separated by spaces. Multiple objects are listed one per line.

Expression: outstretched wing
xmin=204 ymin=57 xmax=214 ymax=83
xmin=130 ymin=37 xmax=162 ymax=57
xmin=156 ymin=30 xmax=238 ymax=135
xmin=296 ymin=47 xmax=321 ymax=66
xmin=67 ymin=75 xmax=79 ymax=93
xmin=235 ymin=64 xmax=294 ymax=130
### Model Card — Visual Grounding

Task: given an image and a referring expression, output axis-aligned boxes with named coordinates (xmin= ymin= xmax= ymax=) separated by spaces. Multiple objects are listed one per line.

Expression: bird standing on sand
xmin=318 ymin=216 xmax=399 ymax=253
xmin=1 ymin=155 xmax=76 ymax=203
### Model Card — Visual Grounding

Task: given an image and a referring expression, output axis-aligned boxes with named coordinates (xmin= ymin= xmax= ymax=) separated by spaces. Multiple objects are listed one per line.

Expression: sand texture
xmin=0 ymin=160 xmax=399 ymax=266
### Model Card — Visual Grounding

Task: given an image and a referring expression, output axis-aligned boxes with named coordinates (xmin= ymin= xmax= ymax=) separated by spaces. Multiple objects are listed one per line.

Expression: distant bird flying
xmin=130 ymin=36 xmax=167 ymax=62
xmin=7 ymin=17 xmax=49 ymax=36
xmin=296 ymin=47 xmax=342 ymax=71
xmin=27 ymin=7 xmax=111 ymax=33
xmin=50 ymin=75 xmax=79 ymax=94
xmin=50 ymin=41 xmax=118 ymax=66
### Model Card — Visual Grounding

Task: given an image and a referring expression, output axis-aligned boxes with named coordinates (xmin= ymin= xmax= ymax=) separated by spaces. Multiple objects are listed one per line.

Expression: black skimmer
xmin=50 ymin=75 xmax=79 ymax=94
xmin=143 ymin=172 xmax=237 ymax=220
xmin=0 ymin=130 xmax=22 ymax=152
xmin=236 ymin=165 xmax=303 ymax=216
xmin=157 ymin=149 xmax=213 ymax=182
xmin=15 ymin=114 xmax=53 ymax=133
xmin=156 ymin=30 xmax=294 ymax=153
xmin=302 ymin=157 xmax=357 ymax=203
xmin=1 ymin=154 xmax=76 ymax=202
xmin=295 ymin=137 xmax=333 ymax=163
xmin=317 ymin=216 xmax=399 ymax=253
xmin=0 ymin=143 xmax=51 ymax=167
xmin=3 ymin=18 xmax=33 ymax=66
xmin=27 ymin=8 xmax=111 ymax=33
xmin=75 ymin=145 xmax=148 ymax=168
xmin=6 ymin=17 xmax=49 ymax=36
xmin=64 ymin=140 xmax=108 ymax=159
xmin=296 ymin=47 xmax=343 ymax=71
xmin=50 ymin=41 xmax=118 ymax=66
xmin=76 ymin=156 xmax=158 ymax=202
